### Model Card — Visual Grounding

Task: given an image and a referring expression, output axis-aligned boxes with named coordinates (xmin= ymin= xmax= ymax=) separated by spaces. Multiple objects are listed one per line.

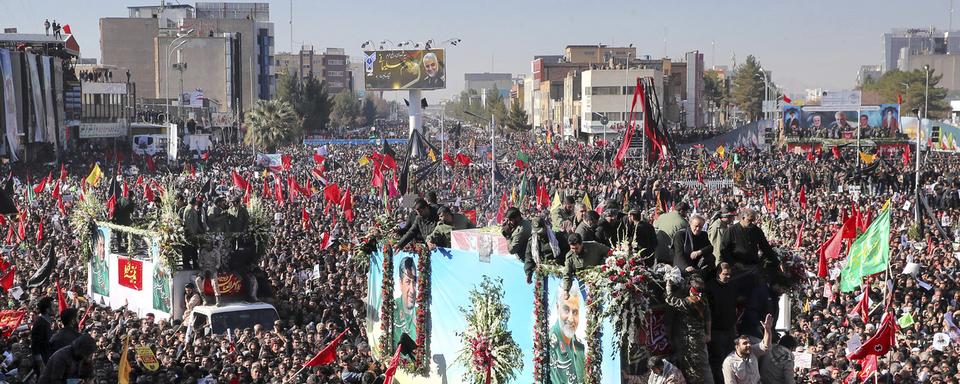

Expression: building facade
xmin=883 ymin=27 xmax=960 ymax=72
xmin=580 ymin=68 xmax=663 ymax=141
xmin=274 ymin=47 xmax=350 ymax=95
xmin=464 ymin=72 xmax=512 ymax=103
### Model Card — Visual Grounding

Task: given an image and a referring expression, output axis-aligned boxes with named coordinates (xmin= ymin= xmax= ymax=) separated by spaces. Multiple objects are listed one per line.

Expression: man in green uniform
xmin=427 ymin=206 xmax=475 ymax=248
xmin=549 ymin=282 xmax=586 ymax=384
xmin=393 ymin=256 xmax=417 ymax=347
xmin=563 ymin=233 xmax=610 ymax=293
xmin=653 ymin=202 xmax=691 ymax=264
xmin=551 ymin=196 xmax=576 ymax=231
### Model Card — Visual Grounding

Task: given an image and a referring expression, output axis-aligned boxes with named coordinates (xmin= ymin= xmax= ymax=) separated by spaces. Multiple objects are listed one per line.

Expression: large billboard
xmin=363 ymin=49 xmax=445 ymax=90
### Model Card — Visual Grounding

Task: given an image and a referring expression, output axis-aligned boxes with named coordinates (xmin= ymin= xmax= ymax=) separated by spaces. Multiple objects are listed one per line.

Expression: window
xmin=325 ymin=70 xmax=344 ymax=77
xmin=325 ymin=59 xmax=344 ymax=66
xmin=590 ymin=86 xmax=621 ymax=95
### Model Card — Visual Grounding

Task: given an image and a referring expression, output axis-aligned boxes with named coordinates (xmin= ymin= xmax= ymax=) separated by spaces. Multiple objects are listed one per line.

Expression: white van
xmin=188 ymin=302 xmax=280 ymax=335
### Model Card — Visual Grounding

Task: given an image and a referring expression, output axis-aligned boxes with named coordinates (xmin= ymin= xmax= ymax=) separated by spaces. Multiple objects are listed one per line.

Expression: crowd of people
xmin=0 ymin=116 xmax=955 ymax=383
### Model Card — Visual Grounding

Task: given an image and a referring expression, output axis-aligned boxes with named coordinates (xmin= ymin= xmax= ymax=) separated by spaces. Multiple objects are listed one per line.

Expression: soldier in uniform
xmin=427 ymin=206 xmax=474 ymax=248
xmin=708 ymin=203 xmax=737 ymax=266
xmin=665 ymin=275 xmax=713 ymax=384
xmin=393 ymin=256 xmax=417 ymax=347
xmin=229 ymin=196 xmax=249 ymax=233
xmin=551 ymin=196 xmax=577 ymax=231
xmin=396 ymin=199 xmax=439 ymax=250
xmin=195 ymin=197 xmax=231 ymax=306
xmin=523 ymin=216 xmax=569 ymax=284
xmin=501 ymin=208 xmax=532 ymax=281
xmin=562 ymin=232 xmax=610 ymax=293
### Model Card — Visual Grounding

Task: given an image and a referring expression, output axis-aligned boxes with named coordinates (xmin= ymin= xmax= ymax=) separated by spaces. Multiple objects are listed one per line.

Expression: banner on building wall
xmin=42 ymin=57 xmax=57 ymax=144
xmin=1 ymin=49 xmax=20 ymax=161
xmin=26 ymin=53 xmax=46 ymax=143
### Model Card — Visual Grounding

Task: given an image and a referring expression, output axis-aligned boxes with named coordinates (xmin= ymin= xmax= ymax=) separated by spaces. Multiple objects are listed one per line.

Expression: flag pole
xmin=283 ymin=365 xmax=308 ymax=384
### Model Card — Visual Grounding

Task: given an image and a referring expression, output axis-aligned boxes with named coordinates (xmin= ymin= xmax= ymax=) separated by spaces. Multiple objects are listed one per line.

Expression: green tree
xmin=485 ymin=87 xmax=508 ymax=127
xmin=731 ymin=55 xmax=768 ymax=121
xmin=331 ymin=91 xmax=361 ymax=128
xmin=275 ymin=71 xmax=300 ymax=105
xmin=301 ymin=77 xmax=332 ymax=130
xmin=244 ymin=99 xmax=300 ymax=152
xmin=505 ymin=100 xmax=531 ymax=131
xmin=362 ymin=96 xmax=378 ymax=126
xmin=859 ymin=68 xmax=950 ymax=119
xmin=704 ymin=69 xmax=729 ymax=124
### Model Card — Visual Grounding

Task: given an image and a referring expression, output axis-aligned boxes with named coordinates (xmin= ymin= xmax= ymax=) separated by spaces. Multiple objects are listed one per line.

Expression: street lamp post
xmin=593 ymin=112 xmax=609 ymax=162
xmin=165 ymin=29 xmax=194 ymax=135
xmin=756 ymin=71 xmax=769 ymax=122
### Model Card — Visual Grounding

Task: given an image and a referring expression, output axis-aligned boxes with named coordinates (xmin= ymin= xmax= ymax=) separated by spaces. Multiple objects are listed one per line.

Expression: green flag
xmin=517 ymin=151 xmax=529 ymax=165
xmin=839 ymin=202 xmax=892 ymax=292
xmin=897 ymin=312 xmax=915 ymax=328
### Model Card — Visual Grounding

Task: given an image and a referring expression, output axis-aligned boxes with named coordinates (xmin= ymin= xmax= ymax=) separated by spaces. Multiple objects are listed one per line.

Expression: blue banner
xmin=302 ymin=138 xmax=406 ymax=146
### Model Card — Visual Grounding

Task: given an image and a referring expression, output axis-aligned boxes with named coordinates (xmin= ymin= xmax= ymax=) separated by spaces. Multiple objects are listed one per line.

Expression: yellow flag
xmin=582 ymin=193 xmax=592 ymax=210
xmin=715 ymin=145 xmax=726 ymax=158
xmin=550 ymin=192 xmax=561 ymax=210
xmin=858 ymin=151 xmax=877 ymax=165
xmin=427 ymin=149 xmax=437 ymax=162
xmin=118 ymin=335 xmax=131 ymax=384
xmin=510 ymin=185 xmax=517 ymax=204
xmin=85 ymin=163 xmax=103 ymax=187
xmin=358 ymin=155 xmax=370 ymax=166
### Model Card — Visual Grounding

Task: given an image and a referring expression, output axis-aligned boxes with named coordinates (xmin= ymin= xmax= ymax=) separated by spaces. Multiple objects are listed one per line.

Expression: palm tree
xmin=244 ymin=99 xmax=300 ymax=152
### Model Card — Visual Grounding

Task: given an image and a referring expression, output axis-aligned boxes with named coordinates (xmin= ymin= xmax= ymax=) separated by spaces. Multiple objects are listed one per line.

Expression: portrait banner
xmin=135 ymin=345 xmax=160 ymax=371
xmin=1 ymin=49 xmax=19 ymax=161
xmin=152 ymin=243 xmax=171 ymax=313
xmin=118 ymin=257 xmax=143 ymax=291
xmin=364 ymin=49 xmax=446 ymax=90
xmin=91 ymin=227 xmax=111 ymax=297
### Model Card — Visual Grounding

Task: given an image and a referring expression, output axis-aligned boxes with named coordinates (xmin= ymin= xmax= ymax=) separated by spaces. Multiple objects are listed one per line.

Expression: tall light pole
xmin=165 ymin=29 xmax=194 ymax=130
xmin=913 ymin=107 xmax=921 ymax=225
xmin=756 ymin=71 xmax=769 ymax=122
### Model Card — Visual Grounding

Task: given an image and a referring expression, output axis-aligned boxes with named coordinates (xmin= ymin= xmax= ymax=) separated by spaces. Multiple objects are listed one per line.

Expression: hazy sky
xmin=0 ymin=0 xmax=954 ymax=100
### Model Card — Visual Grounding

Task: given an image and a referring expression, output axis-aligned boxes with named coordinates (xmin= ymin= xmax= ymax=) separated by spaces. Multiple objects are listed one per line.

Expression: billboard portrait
xmin=365 ymin=249 xmax=384 ymax=357
xmin=364 ymin=49 xmax=446 ymax=90
xmin=857 ymin=109 xmax=881 ymax=138
xmin=393 ymin=253 xmax=419 ymax=348
xmin=879 ymin=104 xmax=900 ymax=138
xmin=782 ymin=106 xmax=801 ymax=136
xmin=91 ymin=227 xmax=110 ymax=297
xmin=547 ymin=277 xmax=587 ymax=384
xmin=802 ymin=109 xmax=858 ymax=140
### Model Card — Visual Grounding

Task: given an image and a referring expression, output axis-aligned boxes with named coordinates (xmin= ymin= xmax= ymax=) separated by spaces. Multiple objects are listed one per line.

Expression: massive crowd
xmin=0 ymin=116 xmax=955 ymax=384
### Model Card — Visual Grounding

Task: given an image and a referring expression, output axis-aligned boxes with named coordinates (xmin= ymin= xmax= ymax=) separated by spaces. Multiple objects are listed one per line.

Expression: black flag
xmin=398 ymin=130 xmax=441 ymax=195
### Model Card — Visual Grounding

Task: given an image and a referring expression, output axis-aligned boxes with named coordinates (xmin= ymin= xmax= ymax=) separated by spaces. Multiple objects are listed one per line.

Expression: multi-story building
xmin=274 ymin=47 xmax=350 ymax=95
xmin=75 ymin=64 xmax=136 ymax=140
xmin=883 ymin=27 xmax=960 ymax=72
xmin=100 ymin=2 xmax=274 ymax=117
xmin=684 ymin=51 xmax=704 ymax=129
xmin=580 ymin=68 xmax=663 ymax=142
xmin=857 ymin=65 xmax=883 ymax=86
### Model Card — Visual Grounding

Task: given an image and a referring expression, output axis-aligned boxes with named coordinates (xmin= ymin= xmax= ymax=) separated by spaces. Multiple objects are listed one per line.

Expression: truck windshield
xmin=209 ymin=309 xmax=279 ymax=334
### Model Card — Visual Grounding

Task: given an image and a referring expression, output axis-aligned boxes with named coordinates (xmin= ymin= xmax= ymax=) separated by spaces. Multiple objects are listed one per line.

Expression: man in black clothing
xmin=718 ymin=208 xmax=779 ymax=272
xmin=395 ymin=198 xmax=439 ymax=250
xmin=574 ymin=211 xmax=600 ymax=243
xmin=705 ymin=263 xmax=738 ymax=384
xmin=49 ymin=308 xmax=81 ymax=353
xmin=31 ymin=297 xmax=56 ymax=368
xmin=37 ymin=334 xmax=96 ymax=384
xmin=673 ymin=215 xmax=715 ymax=278
xmin=624 ymin=208 xmax=658 ymax=264
xmin=596 ymin=208 xmax=625 ymax=247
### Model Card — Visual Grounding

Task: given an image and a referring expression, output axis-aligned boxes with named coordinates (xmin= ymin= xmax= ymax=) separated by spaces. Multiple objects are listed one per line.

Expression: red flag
xmin=77 ymin=302 xmax=94 ymax=330
xmin=200 ymin=151 xmax=210 ymax=161
xmin=107 ymin=195 xmax=117 ymax=219
xmin=287 ymin=177 xmax=299 ymax=203
xmin=16 ymin=220 xmax=25 ymax=242
xmin=33 ymin=173 xmax=49 ymax=194
xmin=274 ymin=178 xmax=284 ymax=203
xmin=62 ymin=24 xmax=72 ymax=34
xmin=536 ymin=183 xmax=550 ymax=209
xmin=455 ymin=153 xmax=472 ymax=167
xmin=56 ymin=196 xmax=65 ymax=214
xmin=816 ymin=221 xmax=846 ymax=277
xmin=495 ymin=192 xmax=508 ymax=224
xmin=35 ymin=220 xmax=43 ymax=243
xmin=323 ymin=183 xmax=341 ymax=204
xmin=301 ymin=208 xmax=310 ymax=231
xmin=842 ymin=211 xmax=858 ymax=240
xmin=806 ymin=151 xmax=815 ymax=162
xmin=854 ymin=288 xmax=871 ymax=322
xmin=814 ymin=206 xmax=822 ymax=222
xmin=262 ymin=179 xmax=272 ymax=200
xmin=859 ymin=210 xmax=872 ymax=234
xmin=382 ymin=345 xmax=403 ymax=384
xmin=134 ymin=175 xmax=143 ymax=187
xmin=0 ymin=266 xmax=14 ymax=291
xmin=832 ymin=146 xmax=842 ymax=160
xmin=122 ymin=180 xmax=129 ymax=198
xmin=464 ymin=209 xmax=477 ymax=225
xmin=341 ymin=189 xmax=354 ymax=222
xmin=856 ymin=355 xmax=878 ymax=382
xmin=794 ymin=221 xmax=804 ymax=248
xmin=443 ymin=152 xmax=456 ymax=167
xmin=614 ymin=78 xmax=642 ymax=168
xmin=56 ymin=280 xmax=66 ymax=314
xmin=145 ymin=155 xmax=156 ymax=172
xmin=231 ymin=171 xmax=249 ymax=190
xmin=514 ymin=159 xmax=525 ymax=169
xmin=313 ymin=153 xmax=325 ymax=164
xmin=782 ymin=94 xmax=792 ymax=104
xmin=847 ymin=314 xmax=897 ymax=360
xmin=281 ymin=154 xmax=292 ymax=171
xmin=381 ymin=154 xmax=397 ymax=170
xmin=798 ymin=185 xmax=807 ymax=210
xmin=144 ymin=184 xmax=155 ymax=203
xmin=897 ymin=93 xmax=903 ymax=105
xmin=59 ymin=163 xmax=67 ymax=182
xmin=51 ymin=180 xmax=61 ymax=200
xmin=902 ymin=146 xmax=911 ymax=167
xmin=303 ymin=330 xmax=349 ymax=368
xmin=242 ymin=183 xmax=251 ymax=205
xmin=5 ymin=224 xmax=13 ymax=244
xmin=320 ymin=232 xmax=331 ymax=250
